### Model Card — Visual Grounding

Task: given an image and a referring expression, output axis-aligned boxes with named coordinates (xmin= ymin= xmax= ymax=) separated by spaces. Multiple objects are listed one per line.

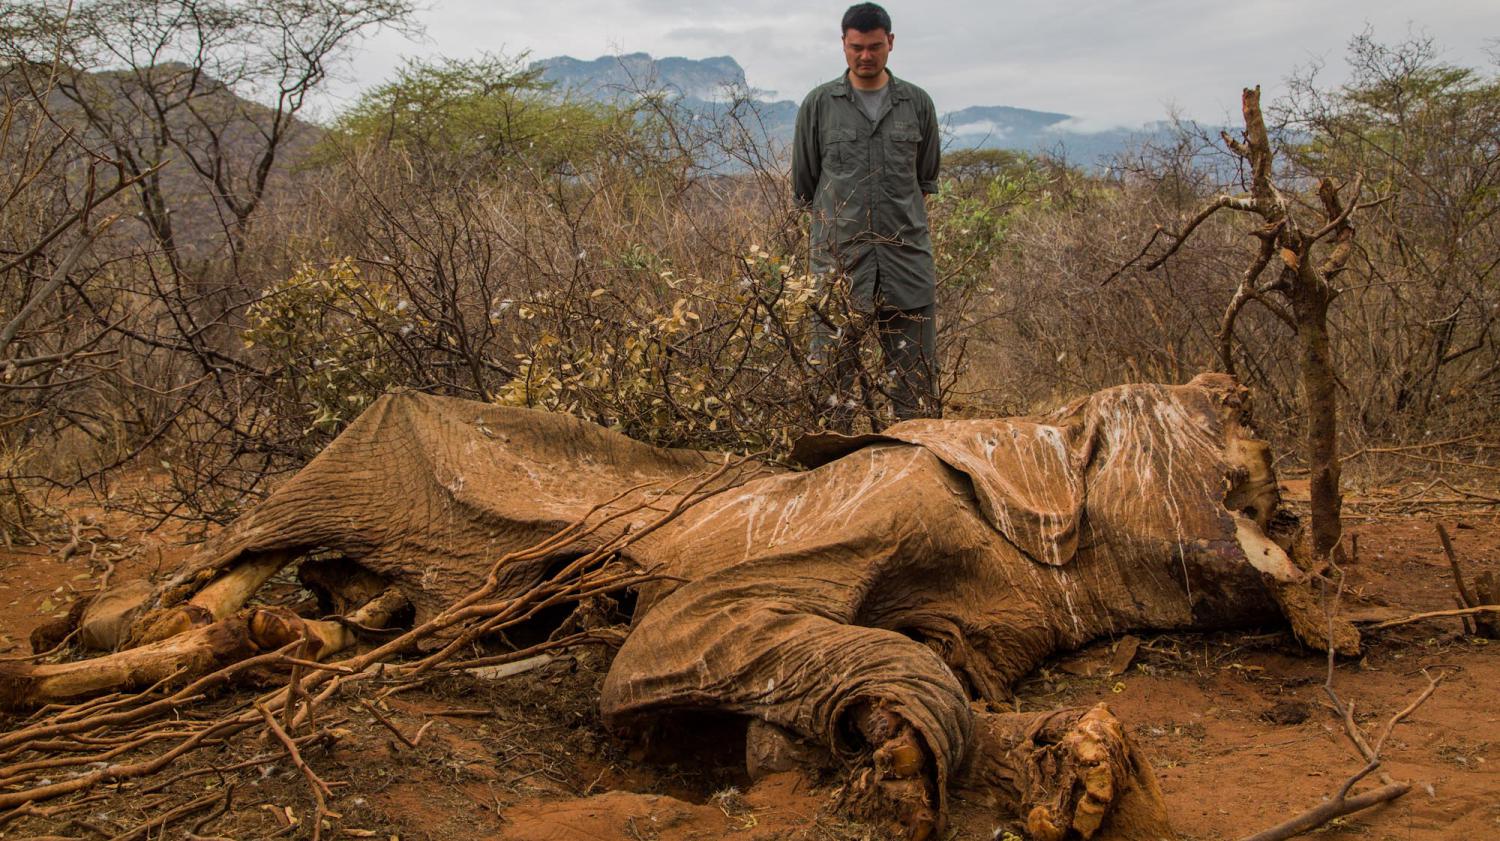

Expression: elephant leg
xmin=960 ymin=703 xmax=1176 ymax=841
xmin=603 ymin=595 xmax=972 ymax=841
xmin=842 ymin=700 xmax=941 ymax=841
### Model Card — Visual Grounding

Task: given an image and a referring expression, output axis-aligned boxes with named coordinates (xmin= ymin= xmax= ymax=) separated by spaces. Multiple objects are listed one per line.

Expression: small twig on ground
xmin=104 ymin=788 xmax=227 ymax=841
xmin=1454 ymin=595 xmax=1477 ymax=635
xmin=0 ymin=628 xmax=77 ymax=662
xmin=357 ymin=699 xmax=417 ymax=749
xmin=282 ymin=638 xmax=312 ymax=735
xmin=1364 ymin=604 xmax=1500 ymax=630
xmin=96 ymin=554 xmax=117 ymax=591
xmin=1235 ymin=780 xmax=1411 ymax=841
xmin=1435 ymin=524 xmax=1478 ymax=608
xmin=256 ymin=701 xmax=338 ymax=841
xmin=0 ymin=794 xmax=108 ymax=829
xmin=1237 ymin=569 xmax=1443 ymax=841
xmin=56 ymin=515 xmax=88 ymax=564
xmin=277 ymin=656 xmax=356 ymax=675
xmin=187 ymin=785 xmax=234 ymax=837
xmin=1338 ymin=433 xmax=1486 ymax=462
xmin=1371 ymin=671 xmax=1445 ymax=757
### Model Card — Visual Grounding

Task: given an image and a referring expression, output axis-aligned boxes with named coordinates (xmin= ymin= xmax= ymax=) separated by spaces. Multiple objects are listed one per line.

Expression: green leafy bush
xmin=243 ymin=257 xmax=410 ymax=433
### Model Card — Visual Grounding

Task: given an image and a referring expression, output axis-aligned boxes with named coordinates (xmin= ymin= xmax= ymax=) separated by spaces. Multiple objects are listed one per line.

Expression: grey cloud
xmin=328 ymin=0 xmax=1500 ymax=127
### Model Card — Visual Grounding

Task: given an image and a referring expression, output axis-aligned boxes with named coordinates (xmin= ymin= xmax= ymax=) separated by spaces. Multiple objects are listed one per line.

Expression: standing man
xmin=794 ymin=2 xmax=941 ymax=426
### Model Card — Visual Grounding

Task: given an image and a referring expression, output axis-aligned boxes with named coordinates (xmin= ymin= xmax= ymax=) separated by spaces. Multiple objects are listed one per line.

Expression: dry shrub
xmin=232 ymin=120 xmax=999 ymax=460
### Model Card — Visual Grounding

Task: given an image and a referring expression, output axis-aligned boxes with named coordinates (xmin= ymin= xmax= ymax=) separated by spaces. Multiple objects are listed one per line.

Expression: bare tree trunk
xmin=1294 ymin=287 xmax=1343 ymax=558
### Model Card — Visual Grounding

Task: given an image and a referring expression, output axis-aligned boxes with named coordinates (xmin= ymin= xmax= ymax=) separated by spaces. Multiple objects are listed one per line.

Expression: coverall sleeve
xmin=792 ymin=94 xmax=821 ymax=208
xmin=918 ymin=93 xmax=941 ymax=195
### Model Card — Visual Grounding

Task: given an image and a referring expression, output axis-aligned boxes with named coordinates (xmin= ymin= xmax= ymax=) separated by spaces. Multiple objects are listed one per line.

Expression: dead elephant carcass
xmin=6 ymin=373 xmax=1353 ymax=840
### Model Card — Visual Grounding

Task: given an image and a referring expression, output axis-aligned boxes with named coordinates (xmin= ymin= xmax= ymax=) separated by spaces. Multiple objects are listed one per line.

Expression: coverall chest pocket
xmin=823 ymin=127 xmax=861 ymax=178
xmin=886 ymin=121 xmax=921 ymax=168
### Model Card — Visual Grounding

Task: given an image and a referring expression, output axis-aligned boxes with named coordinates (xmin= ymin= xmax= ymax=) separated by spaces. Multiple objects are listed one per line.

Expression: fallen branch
xmin=1435 ymin=524 xmax=1478 ymax=608
xmin=1433 ymin=523 xmax=1498 ymax=638
xmin=256 ymin=701 xmax=337 ymax=841
xmin=1364 ymin=604 xmax=1500 ymax=630
xmin=1235 ymin=780 xmax=1410 ymax=841
xmin=1338 ymin=433 xmax=1486 ymax=462
xmin=0 ymin=715 xmax=256 ymax=809
xmin=357 ymin=699 xmax=418 ymax=749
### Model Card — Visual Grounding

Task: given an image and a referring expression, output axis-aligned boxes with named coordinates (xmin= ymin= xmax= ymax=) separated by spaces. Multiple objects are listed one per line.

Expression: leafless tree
xmin=1110 ymin=86 xmax=1381 ymax=559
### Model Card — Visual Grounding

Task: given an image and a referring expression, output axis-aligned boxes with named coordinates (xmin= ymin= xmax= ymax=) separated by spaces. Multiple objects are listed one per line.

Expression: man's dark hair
xmin=842 ymin=3 xmax=891 ymax=35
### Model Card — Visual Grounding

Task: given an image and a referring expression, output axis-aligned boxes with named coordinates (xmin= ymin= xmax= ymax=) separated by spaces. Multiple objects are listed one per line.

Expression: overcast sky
xmin=322 ymin=1 xmax=1499 ymax=128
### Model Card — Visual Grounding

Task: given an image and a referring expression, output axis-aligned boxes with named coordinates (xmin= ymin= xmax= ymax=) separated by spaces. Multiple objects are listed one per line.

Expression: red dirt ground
xmin=1 ymin=480 xmax=1495 ymax=841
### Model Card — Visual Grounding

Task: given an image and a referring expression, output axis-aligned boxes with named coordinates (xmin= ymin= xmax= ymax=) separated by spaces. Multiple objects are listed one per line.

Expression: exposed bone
xmin=131 ymin=551 xmax=295 ymax=645
xmin=3 ymin=611 xmax=271 ymax=710
xmin=464 ymin=653 xmax=555 ymax=681
xmin=1233 ymin=514 xmax=1301 ymax=582
xmin=249 ymin=609 xmax=352 ymax=656
xmin=247 ymin=585 xmax=410 ymax=658
xmin=1224 ymin=436 xmax=1279 ymax=530
xmin=346 ymin=586 xmax=410 ymax=628
xmin=197 ymin=551 xmax=298 ymax=614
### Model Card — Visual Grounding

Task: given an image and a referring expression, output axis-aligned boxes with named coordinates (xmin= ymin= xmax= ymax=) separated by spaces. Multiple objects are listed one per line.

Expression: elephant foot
xmin=843 ymin=703 xmax=939 ymax=841
xmin=1020 ymin=704 xmax=1131 ymax=841
xmin=963 ymin=702 xmax=1175 ymax=841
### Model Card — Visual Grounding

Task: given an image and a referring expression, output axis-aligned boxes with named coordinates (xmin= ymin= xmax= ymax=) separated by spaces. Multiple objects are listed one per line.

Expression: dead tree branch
xmin=1436 ymin=523 xmax=1479 ymax=608
xmin=1235 ymin=780 xmax=1411 ymax=841
xmin=1364 ymin=604 xmax=1500 ymax=630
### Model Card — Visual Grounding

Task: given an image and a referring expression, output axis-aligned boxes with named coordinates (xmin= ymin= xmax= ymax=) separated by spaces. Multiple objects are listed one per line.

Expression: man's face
xmin=842 ymin=28 xmax=893 ymax=80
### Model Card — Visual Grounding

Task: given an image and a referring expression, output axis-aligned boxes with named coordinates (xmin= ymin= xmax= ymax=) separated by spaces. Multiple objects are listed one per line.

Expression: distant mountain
xmin=531 ymin=52 xmax=1195 ymax=166
xmin=27 ymin=64 xmax=321 ymax=255
xmin=533 ymin=52 xmax=749 ymax=101
xmin=941 ymin=106 xmax=1182 ymax=165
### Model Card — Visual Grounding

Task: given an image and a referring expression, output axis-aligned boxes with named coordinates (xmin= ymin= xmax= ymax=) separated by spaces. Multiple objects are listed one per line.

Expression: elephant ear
xmin=792 ymin=421 xmax=1084 ymax=567
xmin=789 ymin=430 xmax=891 ymax=466
xmin=883 ymin=419 xmax=1085 ymax=567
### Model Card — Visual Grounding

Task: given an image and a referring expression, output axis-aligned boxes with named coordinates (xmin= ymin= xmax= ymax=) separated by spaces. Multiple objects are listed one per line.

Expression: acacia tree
xmin=1111 ymin=86 xmax=1374 ymax=560
xmin=1281 ymin=34 xmax=1500 ymax=432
